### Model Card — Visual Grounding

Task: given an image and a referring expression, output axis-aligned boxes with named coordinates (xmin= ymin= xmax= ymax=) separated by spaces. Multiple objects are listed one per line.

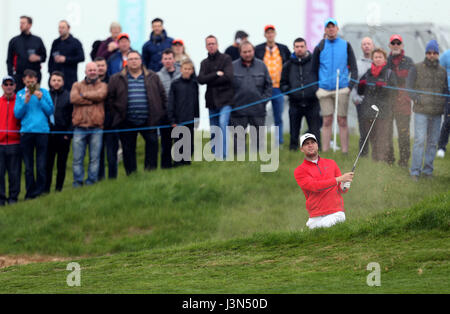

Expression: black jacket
xmin=7 ymin=32 xmax=47 ymax=86
xmin=255 ymin=42 xmax=291 ymax=65
xmin=197 ymin=51 xmax=234 ymax=110
xmin=100 ymin=75 xmax=115 ymax=130
xmin=168 ymin=76 xmax=200 ymax=125
xmin=50 ymin=88 xmax=73 ymax=133
xmin=225 ymin=45 xmax=240 ymax=61
xmin=48 ymin=34 xmax=85 ymax=91
xmin=280 ymin=52 xmax=318 ymax=106
xmin=357 ymin=65 xmax=398 ymax=120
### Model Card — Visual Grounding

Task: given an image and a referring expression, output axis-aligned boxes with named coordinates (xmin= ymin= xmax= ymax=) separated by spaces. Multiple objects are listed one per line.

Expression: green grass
xmin=0 ymin=134 xmax=449 ymax=293
xmin=0 ymin=193 xmax=448 ymax=293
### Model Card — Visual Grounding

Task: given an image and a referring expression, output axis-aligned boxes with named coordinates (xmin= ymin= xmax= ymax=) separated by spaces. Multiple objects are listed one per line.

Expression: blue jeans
xmin=72 ymin=127 xmax=103 ymax=187
xmin=209 ymin=105 xmax=232 ymax=159
xmin=271 ymin=88 xmax=285 ymax=145
xmin=410 ymin=113 xmax=442 ymax=176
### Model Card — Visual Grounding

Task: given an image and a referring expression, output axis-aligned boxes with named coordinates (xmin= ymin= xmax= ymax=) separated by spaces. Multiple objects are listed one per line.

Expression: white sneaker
xmin=330 ymin=141 xmax=341 ymax=151
xmin=437 ymin=149 xmax=445 ymax=158
xmin=117 ymin=147 xmax=123 ymax=163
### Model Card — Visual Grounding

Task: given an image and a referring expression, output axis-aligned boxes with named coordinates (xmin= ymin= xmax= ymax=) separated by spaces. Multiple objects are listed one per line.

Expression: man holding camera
xmin=14 ymin=70 xmax=54 ymax=200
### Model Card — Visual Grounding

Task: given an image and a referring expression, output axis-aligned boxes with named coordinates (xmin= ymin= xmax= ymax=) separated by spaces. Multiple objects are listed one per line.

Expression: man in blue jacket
xmin=142 ymin=18 xmax=173 ymax=72
xmin=311 ymin=18 xmax=358 ymax=154
xmin=48 ymin=20 xmax=85 ymax=92
xmin=107 ymin=33 xmax=132 ymax=77
xmin=437 ymin=49 xmax=450 ymax=158
xmin=14 ymin=69 xmax=54 ymax=200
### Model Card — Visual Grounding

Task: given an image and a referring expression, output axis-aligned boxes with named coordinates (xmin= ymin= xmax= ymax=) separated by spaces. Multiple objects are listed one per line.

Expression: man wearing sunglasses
xmin=0 ymin=77 xmax=22 ymax=205
xmin=387 ymin=35 xmax=415 ymax=168
xmin=407 ymin=40 xmax=448 ymax=181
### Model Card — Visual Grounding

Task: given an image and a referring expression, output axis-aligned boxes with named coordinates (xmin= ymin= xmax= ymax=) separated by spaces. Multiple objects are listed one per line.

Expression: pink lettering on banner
xmin=305 ymin=0 xmax=335 ymax=49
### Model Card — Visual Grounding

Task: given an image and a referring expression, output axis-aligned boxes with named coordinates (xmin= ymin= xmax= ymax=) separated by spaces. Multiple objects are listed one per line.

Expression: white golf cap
xmin=300 ymin=133 xmax=318 ymax=147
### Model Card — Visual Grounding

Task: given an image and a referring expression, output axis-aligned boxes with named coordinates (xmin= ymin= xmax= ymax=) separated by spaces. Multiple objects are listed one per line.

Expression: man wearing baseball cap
xmin=172 ymin=39 xmax=190 ymax=66
xmin=311 ymin=18 xmax=358 ymax=154
xmin=294 ymin=133 xmax=354 ymax=229
xmin=0 ymin=76 xmax=22 ymax=205
xmin=407 ymin=40 xmax=448 ymax=181
xmin=255 ymin=25 xmax=291 ymax=146
xmin=107 ymin=33 xmax=132 ymax=77
xmin=387 ymin=34 xmax=415 ymax=168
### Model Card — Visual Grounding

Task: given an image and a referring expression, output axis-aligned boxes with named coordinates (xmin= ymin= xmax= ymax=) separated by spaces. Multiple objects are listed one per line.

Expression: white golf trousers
xmin=306 ymin=211 xmax=346 ymax=230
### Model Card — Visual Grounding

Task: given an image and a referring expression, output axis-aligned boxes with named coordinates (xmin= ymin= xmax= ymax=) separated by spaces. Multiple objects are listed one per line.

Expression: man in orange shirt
xmin=294 ymin=133 xmax=353 ymax=229
xmin=255 ymin=25 xmax=291 ymax=146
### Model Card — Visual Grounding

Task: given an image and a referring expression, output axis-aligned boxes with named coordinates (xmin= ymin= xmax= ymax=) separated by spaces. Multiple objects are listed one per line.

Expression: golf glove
xmin=342 ymin=182 xmax=351 ymax=191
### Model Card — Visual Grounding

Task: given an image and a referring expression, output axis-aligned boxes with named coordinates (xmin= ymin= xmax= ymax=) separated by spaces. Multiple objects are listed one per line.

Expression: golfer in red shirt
xmin=294 ymin=134 xmax=354 ymax=229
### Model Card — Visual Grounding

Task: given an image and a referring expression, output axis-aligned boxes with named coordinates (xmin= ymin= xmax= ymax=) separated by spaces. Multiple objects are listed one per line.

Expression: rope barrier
xmin=2 ymin=75 xmax=448 ymax=135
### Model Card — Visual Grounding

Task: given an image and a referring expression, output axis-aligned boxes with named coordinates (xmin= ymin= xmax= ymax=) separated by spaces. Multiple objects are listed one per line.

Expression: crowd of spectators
xmin=1 ymin=15 xmax=448 ymax=205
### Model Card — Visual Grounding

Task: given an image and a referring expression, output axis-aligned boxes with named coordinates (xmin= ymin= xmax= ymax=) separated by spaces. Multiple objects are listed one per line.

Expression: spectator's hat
xmin=389 ymin=34 xmax=403 ymax=43
xmin=2 ymin=76 xmax=16 ymax=85
xmin=117 ymin=33 xmax=130 ymax=42
xmin=324 ymin=18 xmax=338 ymax=28
xmin=300 ymin=133 xmax=318 ymax=147
xmin=426 ymin=40 xmax=439 ymax=54
xmin=172 ymin=39 xmax=184 ymax=46
xmin=264 ymin=25 xmax=276 ymax=32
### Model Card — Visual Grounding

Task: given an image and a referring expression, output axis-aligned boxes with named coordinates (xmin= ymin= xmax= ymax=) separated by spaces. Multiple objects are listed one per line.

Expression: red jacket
xmin=0 ymin=94 xmax=21 ymax=145
xmin=294 ymin=157 xmax=347 ymax=218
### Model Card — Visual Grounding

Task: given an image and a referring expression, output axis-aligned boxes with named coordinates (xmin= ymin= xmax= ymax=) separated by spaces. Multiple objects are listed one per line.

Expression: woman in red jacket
xmin=294 ymin=134 xmax=354 ymax=229
xmin=357 ymin=48 xmax=397 ymax=164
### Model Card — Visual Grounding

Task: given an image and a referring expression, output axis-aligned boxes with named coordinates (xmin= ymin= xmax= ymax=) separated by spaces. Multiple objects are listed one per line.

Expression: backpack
xmin=90 ymin=40 xmax=102 ymax=61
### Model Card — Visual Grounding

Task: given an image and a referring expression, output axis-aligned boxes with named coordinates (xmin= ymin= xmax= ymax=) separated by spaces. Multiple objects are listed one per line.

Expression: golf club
xmin=333 ymin=69 xmax=340 ymax=152
xmin=352 ymin=105 xmax=380 ymax=172
xmin=343 ymin=105 xmax=380 ymax=191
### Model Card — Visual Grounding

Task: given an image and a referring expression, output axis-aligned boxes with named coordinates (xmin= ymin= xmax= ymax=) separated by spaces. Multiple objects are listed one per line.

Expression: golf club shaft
xmin=352 ymin=112 xmax=379 ymax=172
xmin=333 ymin=69 xmax=340 ymax=152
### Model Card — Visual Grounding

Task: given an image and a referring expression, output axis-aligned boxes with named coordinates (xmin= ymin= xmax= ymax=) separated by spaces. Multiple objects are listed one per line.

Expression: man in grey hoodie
xmin=157 ymin=48 xmax=180 ymax=169
xmin=157 ymin=49 xmax=181 ymax=95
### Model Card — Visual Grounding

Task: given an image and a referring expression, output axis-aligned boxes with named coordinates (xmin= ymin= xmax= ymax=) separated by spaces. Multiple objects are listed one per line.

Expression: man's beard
xmin=305 ymin=151 xmax=319 ymax=160
xmin=86 ymin=77 xmax=98 ymax=84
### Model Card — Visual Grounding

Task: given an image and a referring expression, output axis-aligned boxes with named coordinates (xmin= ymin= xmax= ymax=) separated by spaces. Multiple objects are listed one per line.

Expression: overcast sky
xmin=1 ymin=0 xmax=448 ymax=127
